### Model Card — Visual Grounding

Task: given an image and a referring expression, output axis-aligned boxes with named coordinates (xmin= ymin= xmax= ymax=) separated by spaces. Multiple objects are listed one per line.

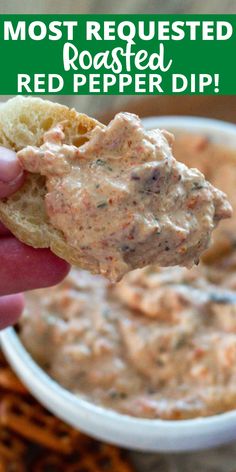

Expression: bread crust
xmin=0 ymin=96 xmax=102 ymax=273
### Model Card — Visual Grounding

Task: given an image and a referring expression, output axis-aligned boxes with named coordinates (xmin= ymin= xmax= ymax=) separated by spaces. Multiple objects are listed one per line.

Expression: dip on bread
xmin=17 ymin=113 xmax=231 ymax=281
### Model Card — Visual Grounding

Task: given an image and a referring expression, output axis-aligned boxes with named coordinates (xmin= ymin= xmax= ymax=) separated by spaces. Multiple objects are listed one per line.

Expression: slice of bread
xmin=0 ymin=96 xmax=103 ymax=273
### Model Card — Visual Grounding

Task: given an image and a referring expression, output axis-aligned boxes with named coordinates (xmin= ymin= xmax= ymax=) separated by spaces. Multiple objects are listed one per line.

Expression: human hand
xmin=0 ymin=147 xmax=70 ymax=329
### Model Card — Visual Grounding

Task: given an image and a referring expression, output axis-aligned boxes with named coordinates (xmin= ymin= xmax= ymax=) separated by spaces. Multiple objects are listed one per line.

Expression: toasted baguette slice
xmin=0 ymin=96 xmax=103 ymax=272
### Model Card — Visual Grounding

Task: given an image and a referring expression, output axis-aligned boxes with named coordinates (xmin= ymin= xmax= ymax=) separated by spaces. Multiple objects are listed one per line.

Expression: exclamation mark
xmin=214 ymin=74 xmax=219 ymax=93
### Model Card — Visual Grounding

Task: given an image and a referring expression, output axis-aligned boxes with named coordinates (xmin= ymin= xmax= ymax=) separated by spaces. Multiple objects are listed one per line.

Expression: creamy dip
xmin=20 ymin=263 xmax=236 ymax=420
xmin=19 ymin=132 xmax=236 ymax=421
xmin=17 ymin=114 xmax=231 ymax=281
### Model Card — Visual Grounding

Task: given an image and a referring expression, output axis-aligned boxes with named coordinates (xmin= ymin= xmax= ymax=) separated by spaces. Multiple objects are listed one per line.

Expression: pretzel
xmin=0 ymin=427 xmax=26 ymax=461
xmin=32 ymin=442 xmax=135 ymax=472
xmin=0 ymin=355 xmax=134 ymax=471
xmin=0 ymin=368 xmax=27 ymax=395
xmin=69 ymin=443 xmax=135 ymax=472
xmin=0 ymin=350 xmax=8 ymax=368
xmin=0 ymin=456 xmax=26 ymax=472
xmin=0 ymin=458 xmax=6 ymax=472
xmin=32 ymin=454 xmax=67 ymax=472
xmin=0 ymin=395 xmax=82 ymax=454
xmin=0 ymin=350 xmax=27 ymax=395
xmin=0 ymin=458 xmax=9 ymax=472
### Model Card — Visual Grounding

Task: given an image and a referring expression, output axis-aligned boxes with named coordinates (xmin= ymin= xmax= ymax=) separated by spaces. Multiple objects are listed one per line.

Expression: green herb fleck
xmin=174 ymin=336 xmax=186 ymax=350
xmin=102 ymin=308 xmax=111 ymax=319
xmin=192 ymin=182 xmax=204 ymax=190
xmin=95 ymin=159 xmax=106 ymax=166
xmin=95 ymin=159 xmax=113 ymax=172
xmin=109 ymin=390 xmax=127 ymax=400
xmin=97 ymin=201 xmax=107 ymax=209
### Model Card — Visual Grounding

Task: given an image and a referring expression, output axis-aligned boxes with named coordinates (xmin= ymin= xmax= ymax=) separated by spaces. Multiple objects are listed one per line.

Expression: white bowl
xmin=1 ymin=115 xmax=236 ymax=453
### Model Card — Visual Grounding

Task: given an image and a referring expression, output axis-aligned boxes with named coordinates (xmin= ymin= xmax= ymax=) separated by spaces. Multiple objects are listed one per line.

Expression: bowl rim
xmin=141 ymin=114 xmax=236 ymax=137
xmin=2 ymin=114 xmax=236 ymax=450
xmin=3 ymin=326 xmax=236 ymax=434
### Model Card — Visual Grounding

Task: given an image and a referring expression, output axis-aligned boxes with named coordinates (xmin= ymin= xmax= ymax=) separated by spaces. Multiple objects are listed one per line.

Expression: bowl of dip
xmin=1 ymin=115 xmax=236 ymax=453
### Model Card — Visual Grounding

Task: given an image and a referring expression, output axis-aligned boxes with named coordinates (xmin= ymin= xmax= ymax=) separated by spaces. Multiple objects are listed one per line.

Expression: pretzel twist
xmin=0 ymin=368 xmax=28 ymax=395
xmin=0 ymin=395 xmax=82 ymax=454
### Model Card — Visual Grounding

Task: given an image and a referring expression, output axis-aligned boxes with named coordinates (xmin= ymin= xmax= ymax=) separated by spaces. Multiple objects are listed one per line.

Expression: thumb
xmin=0 ymin=147 xmax=24 ymax=198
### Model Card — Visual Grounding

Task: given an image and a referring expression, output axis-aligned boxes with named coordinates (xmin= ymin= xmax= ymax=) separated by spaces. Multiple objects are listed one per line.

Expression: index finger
xmin=0 ymin=222 xmax=11 ymax=236
xmin=0 ymin=237 xmax=70 ymax=296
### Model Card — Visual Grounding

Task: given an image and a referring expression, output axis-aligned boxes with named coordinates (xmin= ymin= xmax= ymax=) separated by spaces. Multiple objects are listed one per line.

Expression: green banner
xmin=0 ymin=14 xmax=235 ymax=95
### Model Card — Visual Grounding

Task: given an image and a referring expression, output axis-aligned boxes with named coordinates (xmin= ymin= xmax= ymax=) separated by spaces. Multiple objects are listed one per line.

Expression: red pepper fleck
xmin=194 ymin=347 xmax=205 ymax=359
xmin=187 ymin=197 xmax=198 ymax=209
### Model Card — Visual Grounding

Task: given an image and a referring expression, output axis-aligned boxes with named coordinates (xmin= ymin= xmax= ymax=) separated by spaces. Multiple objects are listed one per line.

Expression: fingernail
xmin=0 ymin=147 xmax=23 ymax=183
